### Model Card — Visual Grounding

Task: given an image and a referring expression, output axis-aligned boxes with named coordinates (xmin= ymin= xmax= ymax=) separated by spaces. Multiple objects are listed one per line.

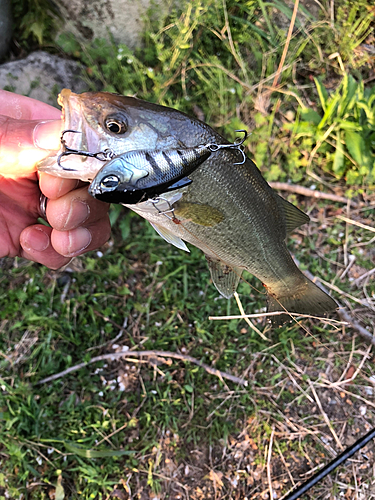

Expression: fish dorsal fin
xmin=149 ymin=221 xmax=190 ymax=252
xmin=277 ymin=195 xmax=310 ymax=234
xmin=205 ymin=255 xmax=242 ymax=299
xmin=174 ymin=201 xmax=224 ymax=227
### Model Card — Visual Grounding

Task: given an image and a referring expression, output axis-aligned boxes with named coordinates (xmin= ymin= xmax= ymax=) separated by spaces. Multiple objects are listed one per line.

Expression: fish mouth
xmin=58 ymin=89 xmax=87 ymax=153
xmin=38 ymin=89 xmax=107 ymax=180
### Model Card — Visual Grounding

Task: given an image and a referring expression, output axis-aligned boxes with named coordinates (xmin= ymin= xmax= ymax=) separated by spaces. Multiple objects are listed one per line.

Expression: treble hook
xmin=57 ymin=129 xmax=116 ymax=170
xmin=149 ymin=196 xmax=178 ymax=221
xmin=206 ymin=130 xmax=248 ymax=165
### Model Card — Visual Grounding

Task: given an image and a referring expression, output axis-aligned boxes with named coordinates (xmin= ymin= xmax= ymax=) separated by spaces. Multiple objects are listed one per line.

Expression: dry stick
xmin=209 ymin=311 xmax=347 ymax=325
xmin=301 ymin=267 xmax=375 ymax=346
xmin=336 ymin=215 xmax=375 ymax=234
xmin=233 ymin=292 xmax=270 ymax=342
xmin=272 ymin=0 xmax=300 ymax=89
xmin=308 ymin=381 xmax=344 ymax=451
xmin=267 ymin=428 xmax=275 ymax=500
xmin=36 ymin=350 xmax=248 ymax=387
xmin=269 ymin=182 xmax=360 ymax=208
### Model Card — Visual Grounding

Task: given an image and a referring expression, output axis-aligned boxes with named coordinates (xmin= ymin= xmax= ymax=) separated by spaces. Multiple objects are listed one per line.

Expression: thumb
xmin=0 ymin=116 xmax=62 ymax=177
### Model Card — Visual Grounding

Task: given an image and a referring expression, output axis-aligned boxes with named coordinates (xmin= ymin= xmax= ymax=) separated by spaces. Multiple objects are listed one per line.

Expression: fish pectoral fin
xmin=149 ymin=221 xmax=190 ymax=253
xmin=174 ymin=202 xmax=224 ymax=227
xmin=205 ymin=255 xmax=242 ymax=299
xmin=277 ymin=195 xmax=310 ymax=234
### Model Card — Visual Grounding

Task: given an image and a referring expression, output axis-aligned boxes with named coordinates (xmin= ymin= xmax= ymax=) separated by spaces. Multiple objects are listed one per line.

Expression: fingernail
xmin=66 ymin=227 xmax=92 ymax=256
xmin=33 ymin=120 xmax=63 ymax=150
xmin=25 ymin=227 xmax=50 ymax=252
xmin=64 ymin=200 xmax=90 ymax=229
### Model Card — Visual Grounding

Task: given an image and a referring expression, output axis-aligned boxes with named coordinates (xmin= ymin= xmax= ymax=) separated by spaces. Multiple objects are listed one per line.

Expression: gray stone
xmin=272 ymin=0 xmax=321 ymax=30
xmin=0 ymin=51 xmax=89 ymax=106
xmin=0 ymin=0 xmax=13 ymax=60
xmin=57 ymin=0 xmax=169 ymax=49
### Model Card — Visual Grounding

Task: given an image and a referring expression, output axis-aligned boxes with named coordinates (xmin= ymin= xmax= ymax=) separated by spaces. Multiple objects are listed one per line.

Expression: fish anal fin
xmin=205 ymin=255 xmax=242 ymax=299
xmin=277 ymin=195 xmax=310 ymax=234
xmin=149 ymin=221 xmax=190 ymax=252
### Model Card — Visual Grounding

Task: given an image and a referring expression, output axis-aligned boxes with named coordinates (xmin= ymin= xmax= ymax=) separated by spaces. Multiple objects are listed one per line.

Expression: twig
xmin=209 ymin=311 xmax=346 ymax=325
xmin=330 ymin=341 xmax=372 ymax=388
xmin=336 ymin=215 xmax=375 ymax=233
xmin=308 ymin=381 xmax=344 ymax=451
xmin=355 ymin=267 xmax=375 ymax=286
xmin=272 ymin=0 xmax=300 ymax=89
xmin=315 ymin=277 xmax=374 ymax=309
xmin=36 ymin=350 xmax=248 ymax=386
xmin=337 ymin=309 xmax=375 ymax=346
xmin=297 ymin=262 xmax=375 ymax=345
xmin=267 ymin=428 xmax=275 ymax=500
xmin=269 ymin=182 xmax=359 ymax=208
xmin=233 ymin=292 xmax=270 ymax=341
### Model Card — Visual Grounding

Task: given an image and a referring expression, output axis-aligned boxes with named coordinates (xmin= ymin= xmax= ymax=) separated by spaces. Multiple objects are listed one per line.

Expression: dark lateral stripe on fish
xmin=162 ymin=151 xmax=177 ymax=172
xmin=176 ymin=149 xmax=190 ymax=168
xmin=145 ymin=151 xmax=163 ymax=175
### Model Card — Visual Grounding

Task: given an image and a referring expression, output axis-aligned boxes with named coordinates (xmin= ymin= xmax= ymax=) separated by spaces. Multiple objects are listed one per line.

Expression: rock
xmin=0 ymin=51 xmax=88 ymax=106
xmin=0 ymin=0 xmax=13 ymax=61
xmin=57 ymin=0 xmax=168 ymax=49
xmin=272 ymin=0 xmax=321 ymax=30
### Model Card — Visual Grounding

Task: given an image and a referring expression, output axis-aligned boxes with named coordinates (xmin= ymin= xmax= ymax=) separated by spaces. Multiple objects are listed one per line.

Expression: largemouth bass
xmin=38 ymin=89 xmax=337 ymax=323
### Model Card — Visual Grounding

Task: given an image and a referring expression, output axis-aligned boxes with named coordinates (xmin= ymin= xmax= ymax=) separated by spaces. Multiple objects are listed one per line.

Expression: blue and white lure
xmin=82 ymin=130 xmax=248 ymax=204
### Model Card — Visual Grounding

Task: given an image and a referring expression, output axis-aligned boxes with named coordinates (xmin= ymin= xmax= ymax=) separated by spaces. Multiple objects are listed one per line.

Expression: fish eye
xmin=100 ymin=175 xmax=120 ymax=189
xmin=104 ymin=116 xmax=127 ymax=134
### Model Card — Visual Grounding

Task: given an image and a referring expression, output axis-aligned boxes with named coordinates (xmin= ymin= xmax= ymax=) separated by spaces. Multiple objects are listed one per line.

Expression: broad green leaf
xmin=55 ymin=475 xmax=65 ymax=500
xmin=333 ymin=132 xmax=345 ymax=175
xmin=338 ymin=120 xmax=361 ymax=131
xmin=64 ymin=441 xmax=135 ymax=458
xmin=318 ymin=93 xmax=340 ymax=129
xmin=338 ymin=75 xmax=358 ymax=116
xmin=344 ymin=130 xmax=364 ymax=166
xmin=300 ymin=108 xmax=321 ymax=125
xmin=314 ymin=78 xmax=329 ymax=112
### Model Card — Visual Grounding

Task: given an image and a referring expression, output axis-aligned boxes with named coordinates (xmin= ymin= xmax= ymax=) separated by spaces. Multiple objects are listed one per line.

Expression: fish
xmin=87 ymin=133 xmax=247 ymax=204
xmin=38 ymin=89 xmax=337 ymax=324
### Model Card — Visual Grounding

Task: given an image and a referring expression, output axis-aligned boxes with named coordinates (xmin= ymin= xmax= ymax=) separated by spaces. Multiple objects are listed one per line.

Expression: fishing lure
xmin=88 ymin=130 xmax=248 ymax=204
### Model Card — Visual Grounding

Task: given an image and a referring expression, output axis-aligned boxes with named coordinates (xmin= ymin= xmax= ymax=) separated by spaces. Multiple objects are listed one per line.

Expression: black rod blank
xmin=283 ymin=426 xmax=375 ymax=500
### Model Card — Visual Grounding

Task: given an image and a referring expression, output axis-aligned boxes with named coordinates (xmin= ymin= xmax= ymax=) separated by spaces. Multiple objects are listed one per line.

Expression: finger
xmin=46 ymin=186 xmax=110 ymax=231
xmin=0 ymin=116 xmax=62 ymax=177
xmin=0 ymin=90 xmax=62 ymax=120
xmin=50 ymin=216 xmax=111 ymax=258
xmin=39 ymin=173 xmax=80 ymax=200
xmin=20 ymin=225 xmax=72 ymax=269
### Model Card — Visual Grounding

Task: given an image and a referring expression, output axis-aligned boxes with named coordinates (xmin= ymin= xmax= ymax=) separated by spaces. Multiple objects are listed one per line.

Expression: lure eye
xmin=104 ymin=116 xmax=127 ymax=134
xmin=100 ymin=175 xmax=120 ymax=189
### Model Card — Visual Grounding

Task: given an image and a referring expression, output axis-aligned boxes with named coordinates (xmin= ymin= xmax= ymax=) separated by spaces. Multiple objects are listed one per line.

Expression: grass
xmin=2 ymin=0 xmax=375 ymax=498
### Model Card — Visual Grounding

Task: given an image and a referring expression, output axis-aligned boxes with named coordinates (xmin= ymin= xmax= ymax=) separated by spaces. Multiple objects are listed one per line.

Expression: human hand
xmin=0 ymin=90 xmax=111 ymax=269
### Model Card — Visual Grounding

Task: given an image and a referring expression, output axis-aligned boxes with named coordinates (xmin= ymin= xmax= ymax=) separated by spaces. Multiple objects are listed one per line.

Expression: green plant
xmin=11 ymin=0 xmax=61 ymax=47
xmin=289 ymin=73 xmax=375 ymax=186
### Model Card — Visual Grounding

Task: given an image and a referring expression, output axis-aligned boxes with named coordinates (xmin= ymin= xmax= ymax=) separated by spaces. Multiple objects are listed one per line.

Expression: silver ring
xmin=39 ymin=194 xmax=48 ymax=219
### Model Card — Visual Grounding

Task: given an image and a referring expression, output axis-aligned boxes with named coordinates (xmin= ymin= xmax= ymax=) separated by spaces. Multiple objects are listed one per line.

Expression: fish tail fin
xmin=267 ymin=277 xmax=337 ymax=326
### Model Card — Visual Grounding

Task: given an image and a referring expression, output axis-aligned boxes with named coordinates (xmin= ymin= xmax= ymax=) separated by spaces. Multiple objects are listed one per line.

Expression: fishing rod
xmin=283 ymin=426 xmax=375 ymax=499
